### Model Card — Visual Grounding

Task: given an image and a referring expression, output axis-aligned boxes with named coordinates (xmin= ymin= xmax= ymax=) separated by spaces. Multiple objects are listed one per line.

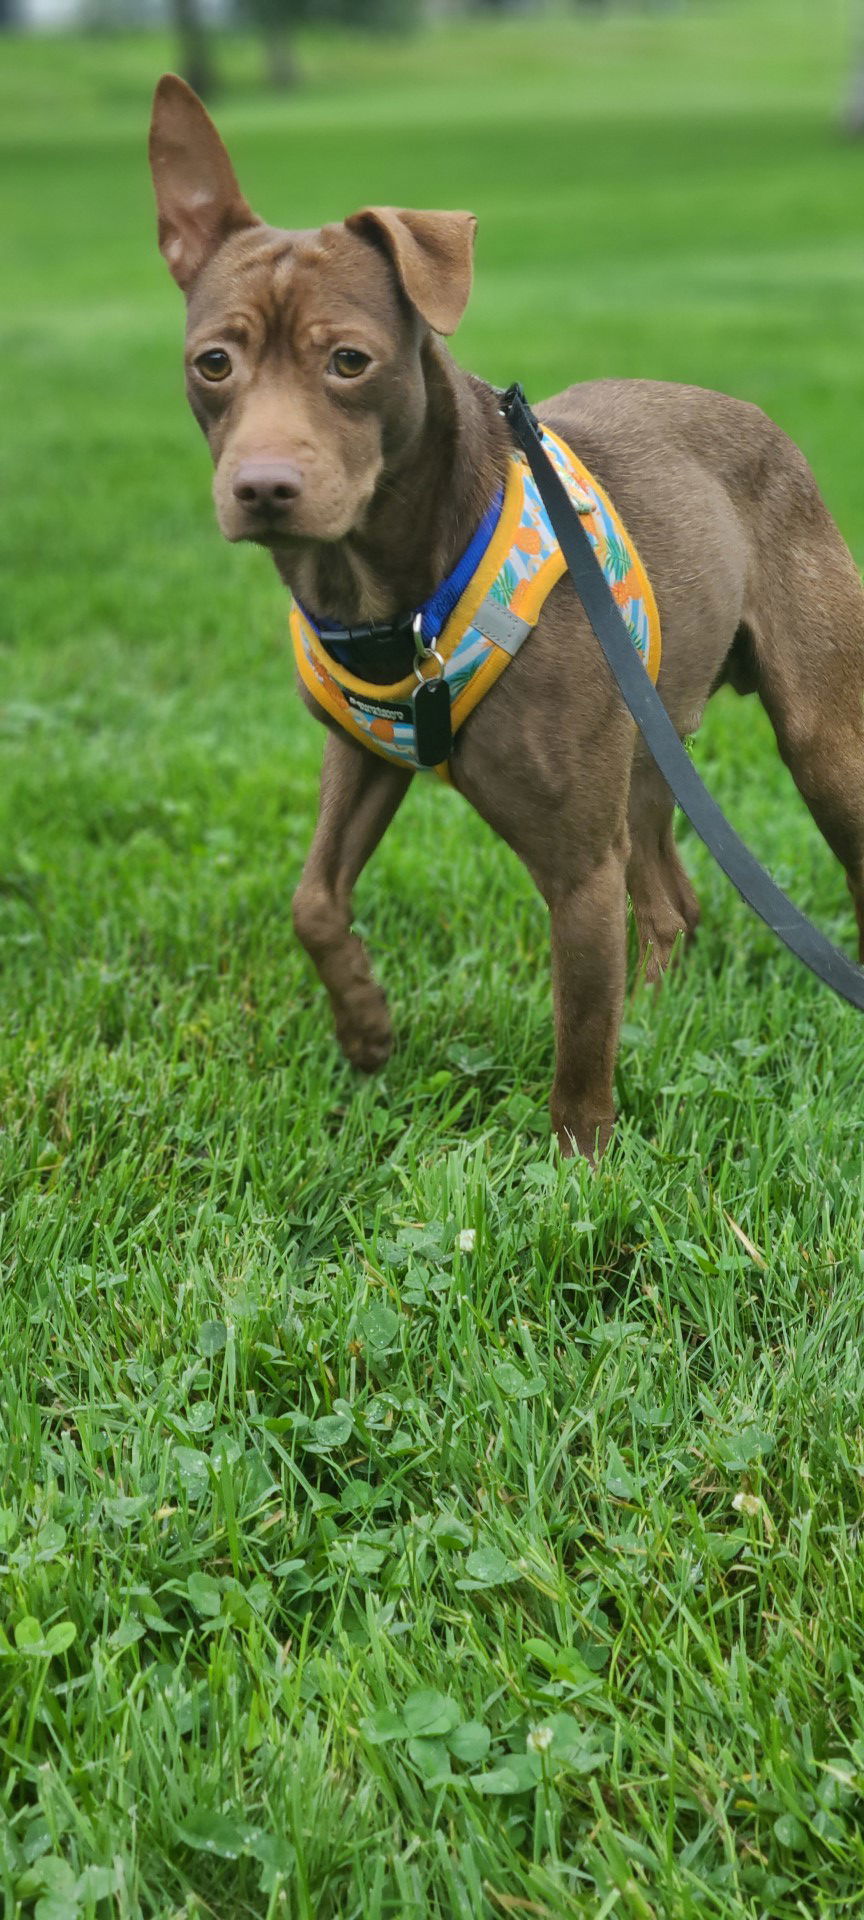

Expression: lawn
xmin=2 ymin=2 xmax=864 ymax=1914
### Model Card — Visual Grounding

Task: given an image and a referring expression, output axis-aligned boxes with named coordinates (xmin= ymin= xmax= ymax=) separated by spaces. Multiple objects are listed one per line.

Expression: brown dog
xmin=148 ymin=74 xmax=864 ymax=1158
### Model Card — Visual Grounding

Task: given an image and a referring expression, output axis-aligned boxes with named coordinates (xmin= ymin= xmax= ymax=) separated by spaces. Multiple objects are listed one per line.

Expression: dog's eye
xmin=329 ymin=348 xmax=371 ymax=380
xmin=195 ymin=349 xmax=232 ymax=383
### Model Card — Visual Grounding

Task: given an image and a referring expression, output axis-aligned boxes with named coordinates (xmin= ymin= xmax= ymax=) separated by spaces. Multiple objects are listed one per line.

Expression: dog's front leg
xmin=452 ymin=632 xmax=634 ymax=1160
xmin=455 ymin=749 xmax=629 ymax=1158
xmin=292 ymin=730 xmax=413 ymax=1071
xmin=546 ymin=844 xmax=628 ymax=1160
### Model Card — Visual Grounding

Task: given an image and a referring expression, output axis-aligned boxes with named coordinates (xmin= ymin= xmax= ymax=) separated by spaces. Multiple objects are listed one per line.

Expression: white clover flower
xmin=732 ymin=1491 xmax=763 ymax=1517
xmin=527 ymin=1725 xmax=554 ymax=1754
xmin=457 ymin=1229 xmax=476 ymax=1253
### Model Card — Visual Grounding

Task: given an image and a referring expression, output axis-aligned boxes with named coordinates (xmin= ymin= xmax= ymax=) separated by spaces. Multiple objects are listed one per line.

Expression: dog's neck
xmin=270 ymin=343 xmax=511 ymax=631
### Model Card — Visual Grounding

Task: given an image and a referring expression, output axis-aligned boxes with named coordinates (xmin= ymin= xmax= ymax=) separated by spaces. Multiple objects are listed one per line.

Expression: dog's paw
xmin=553 ymin=1109 xmax=615 ymax=1164
xmin=341 ymin=1028 xmax=394 ymax=1073
xmin=633 ymin=907 xmax=699 ymax=987
xmin=336 ymin=993 xmax=394 ymax=1073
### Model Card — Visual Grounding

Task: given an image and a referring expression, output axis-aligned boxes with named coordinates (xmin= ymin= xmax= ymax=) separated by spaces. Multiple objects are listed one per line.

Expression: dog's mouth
xmin=221 ymin=496 xmax=373 ymax=550
xmin=230 ymin=508 xmax=296 ymax=546
xmin=227 ymin=510 xmax=351 ymax=550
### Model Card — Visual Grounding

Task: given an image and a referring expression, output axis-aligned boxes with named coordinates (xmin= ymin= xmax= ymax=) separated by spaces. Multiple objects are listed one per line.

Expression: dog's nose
xmin=232 ymin=460 xmax=303 ymax=511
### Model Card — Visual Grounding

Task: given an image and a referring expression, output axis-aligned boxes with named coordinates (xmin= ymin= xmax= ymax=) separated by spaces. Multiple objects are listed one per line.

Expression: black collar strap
xmin=500 ymin=381 xmax=864 ymax=1012
xmin=297 ymin=606 xmax=417 ymax=649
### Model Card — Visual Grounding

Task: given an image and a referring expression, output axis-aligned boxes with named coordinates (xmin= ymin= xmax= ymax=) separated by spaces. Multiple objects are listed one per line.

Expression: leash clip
xmin=412 ymin=611 xmax=444 ymax=679
xmin=498 ymin=381 xmax=542 ymax=435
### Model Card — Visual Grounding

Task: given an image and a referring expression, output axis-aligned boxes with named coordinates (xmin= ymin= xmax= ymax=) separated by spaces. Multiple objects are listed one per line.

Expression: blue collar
xmin=297 ymin=484 xmax=505 ymax=668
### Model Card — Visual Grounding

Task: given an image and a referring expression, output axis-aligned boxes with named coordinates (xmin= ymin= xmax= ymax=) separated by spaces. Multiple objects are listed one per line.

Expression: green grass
xmin=3 ymin=3 xmax=864 ymax=1913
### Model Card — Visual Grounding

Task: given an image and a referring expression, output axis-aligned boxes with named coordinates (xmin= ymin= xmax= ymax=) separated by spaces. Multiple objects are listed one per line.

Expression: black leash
xmin=500 ymin=381 xmax=864 ymax=1012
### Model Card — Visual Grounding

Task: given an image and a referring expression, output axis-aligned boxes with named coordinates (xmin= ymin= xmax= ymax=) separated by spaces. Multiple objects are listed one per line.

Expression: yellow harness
xmin=290 ymin=425 xmax=662 ymax=780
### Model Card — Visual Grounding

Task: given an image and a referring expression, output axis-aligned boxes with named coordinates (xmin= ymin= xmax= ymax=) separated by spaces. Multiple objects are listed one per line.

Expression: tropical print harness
xmin=290 ymin=425 xmax=662 ymax=781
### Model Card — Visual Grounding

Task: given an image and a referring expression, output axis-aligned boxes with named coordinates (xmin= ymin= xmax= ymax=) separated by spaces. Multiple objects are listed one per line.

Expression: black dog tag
xmin=412 ymin=676 xmax=452 ymax=767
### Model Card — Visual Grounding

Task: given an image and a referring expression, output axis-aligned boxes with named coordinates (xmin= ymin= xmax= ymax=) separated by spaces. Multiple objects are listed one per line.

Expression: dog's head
xmin=148 ymin=76 xmax=477 ymax=549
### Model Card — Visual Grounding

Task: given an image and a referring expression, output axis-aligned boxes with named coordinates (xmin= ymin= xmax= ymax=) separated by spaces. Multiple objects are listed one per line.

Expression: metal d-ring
xmin=412 ymin=612 xmax=444 ymax=681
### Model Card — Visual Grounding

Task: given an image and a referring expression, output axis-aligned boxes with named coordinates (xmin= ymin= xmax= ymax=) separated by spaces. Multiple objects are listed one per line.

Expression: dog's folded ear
xmin=345 ymin=206 xmax=477 ymax=336
xmin=149 ymin=74 xmax=260 ymax=292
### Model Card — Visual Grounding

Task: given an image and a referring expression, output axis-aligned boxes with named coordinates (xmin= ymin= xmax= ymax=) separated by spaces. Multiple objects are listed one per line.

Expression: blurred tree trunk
xmin=844 ymin=37 xmax=864 ymax=131
xmin=262 ymin=23 xmax=298 ymax=89
xmin=847 ymin=3 xmax=864 ymax=134
xmin=247 ymin=0 xmax=299 ymax=89
xmin=172 ymin=0 xmax=218 ymax=99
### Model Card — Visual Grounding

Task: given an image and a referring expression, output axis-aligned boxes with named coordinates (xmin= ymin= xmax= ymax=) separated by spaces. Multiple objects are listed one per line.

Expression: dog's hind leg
xmin=627 ymin=745 xmax=700 ymax=982
xmin=745 ymin=536 xmax=864 ymax=963
xmin=758 ymin=675 xmax=864 ymax=962
xmin=292 ymin=730 xmax=413 ymax=1070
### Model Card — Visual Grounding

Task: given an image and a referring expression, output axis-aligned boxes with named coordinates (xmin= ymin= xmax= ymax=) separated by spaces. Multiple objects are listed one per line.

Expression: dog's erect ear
xmin=345 ymin=206 xmax=477 ymax=335
xmin=149 ymin=74 xmax=260 ymax=292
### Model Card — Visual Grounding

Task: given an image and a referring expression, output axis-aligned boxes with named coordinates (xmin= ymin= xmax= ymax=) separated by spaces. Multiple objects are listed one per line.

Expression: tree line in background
xmin=175 ymin=0 xmax=677 ymax=97
xmin=175 ymin=0 xmax=419 ymax=97
xmin=4 ymin=0 xmax=860 ymax=134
